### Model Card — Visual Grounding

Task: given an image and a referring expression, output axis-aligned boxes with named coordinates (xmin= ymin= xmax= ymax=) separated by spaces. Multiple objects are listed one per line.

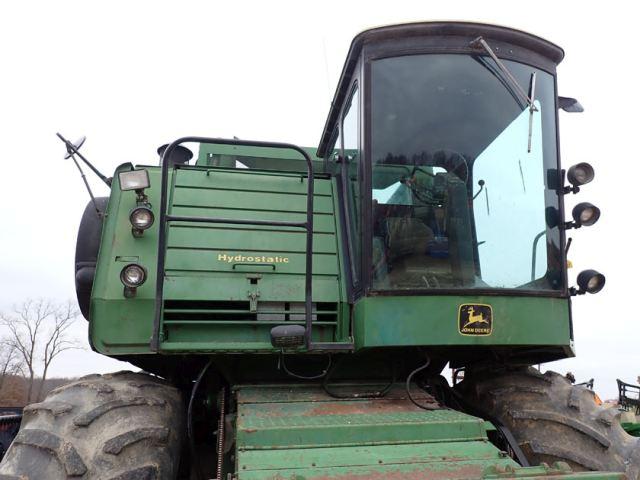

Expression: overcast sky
xmin=0 ymin=0 xmax=637 ymax=399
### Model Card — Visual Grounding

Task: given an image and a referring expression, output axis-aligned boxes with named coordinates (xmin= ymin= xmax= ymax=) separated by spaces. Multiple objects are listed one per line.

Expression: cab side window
xmin=324 ymin=127 xmax=340 ymax=175
xmin=342 ymin=87 xmax=361 ymax=283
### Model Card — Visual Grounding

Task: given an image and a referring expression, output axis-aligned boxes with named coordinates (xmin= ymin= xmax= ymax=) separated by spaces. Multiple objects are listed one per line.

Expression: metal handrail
xmin=151 ymin=137 xmax=315 ymax=351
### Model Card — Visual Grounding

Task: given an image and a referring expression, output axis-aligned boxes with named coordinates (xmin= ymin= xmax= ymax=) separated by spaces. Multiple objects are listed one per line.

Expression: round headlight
xmin=120 ymin=264 xmax=147 ymax=288
xmin=130 ymin=206 xmax=154 ymax=230
xmin=572 ymin=202 xmax=600 ymax=227
xmin=577 ymin=269 xmax=605 ymax=294
xmin=567 ymin=163 xmax=595 ymax=187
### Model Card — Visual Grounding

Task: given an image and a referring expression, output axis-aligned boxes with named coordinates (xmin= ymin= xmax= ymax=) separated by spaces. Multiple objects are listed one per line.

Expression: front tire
xmin=458 ymin=367 xmax=640 ymax=478
xmin=0 ymin=371 xmax=185 ymax=479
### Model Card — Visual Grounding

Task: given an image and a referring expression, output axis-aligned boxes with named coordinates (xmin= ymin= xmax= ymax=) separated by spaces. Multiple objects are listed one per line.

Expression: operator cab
xmin=318 ymin=22 xmax=572 ymax=298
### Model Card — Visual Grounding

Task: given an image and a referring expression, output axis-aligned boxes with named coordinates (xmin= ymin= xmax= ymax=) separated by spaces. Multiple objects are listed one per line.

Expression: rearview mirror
xmin=558 ymin=96 xmax=584 ymax=113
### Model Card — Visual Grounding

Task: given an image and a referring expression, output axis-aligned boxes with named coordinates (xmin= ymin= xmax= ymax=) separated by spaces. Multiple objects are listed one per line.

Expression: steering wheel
xmin=431 ymin=149 xmax=469 ymax=183
xmin=409 ymin=149 xmax=469 ymax=184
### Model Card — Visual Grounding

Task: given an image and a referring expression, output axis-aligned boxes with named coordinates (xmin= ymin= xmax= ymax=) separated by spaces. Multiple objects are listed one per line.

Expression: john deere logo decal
xmin=458 ymin=304 xmax=492 ymax=336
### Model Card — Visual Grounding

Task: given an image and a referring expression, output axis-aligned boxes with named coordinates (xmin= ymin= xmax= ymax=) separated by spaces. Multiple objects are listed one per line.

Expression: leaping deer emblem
xmin=463 ymin=306 xmax=489 ymax=327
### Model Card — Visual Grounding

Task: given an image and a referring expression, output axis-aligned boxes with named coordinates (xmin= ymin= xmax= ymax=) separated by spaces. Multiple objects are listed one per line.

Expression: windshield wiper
xmin=473 ymin=56 xmax=527 ymax=110
xmin=527 ymin=72 xmax=537 ymax=153
xmin=470 ymin=36 xmax=538 ymax=152
xmin=470 ymin=37 xmax=536 ymax=110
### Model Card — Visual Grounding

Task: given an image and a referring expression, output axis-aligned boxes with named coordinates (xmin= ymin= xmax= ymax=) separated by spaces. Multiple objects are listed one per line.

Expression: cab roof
xmin=317 ymin=22 xmax=564 ymax=157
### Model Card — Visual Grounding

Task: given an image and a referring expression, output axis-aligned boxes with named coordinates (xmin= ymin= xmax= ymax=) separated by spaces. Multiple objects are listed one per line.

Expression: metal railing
xmin=151 ymin=137 xmax=316 ymax=351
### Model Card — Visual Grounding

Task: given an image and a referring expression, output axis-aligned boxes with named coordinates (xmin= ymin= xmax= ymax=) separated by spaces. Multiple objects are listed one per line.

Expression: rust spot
xmin=305 ymin=464 xmax=485 ymax=480
xmin=305 ymin=398 xmax=437 ymax=417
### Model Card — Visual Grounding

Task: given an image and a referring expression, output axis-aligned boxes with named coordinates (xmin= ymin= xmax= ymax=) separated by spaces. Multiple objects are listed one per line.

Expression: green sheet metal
xmin=353 ymin=295 xmax=571 ymax=348
xmin=196 ymin=143 xmax=324 ymax=173
xmin=90 ymin=163 xmax=347 ymax=354
xmin=621 ymin=422 xmax=640 ymax=437
xmin=233 ymin=384 xmax=623 ymax=480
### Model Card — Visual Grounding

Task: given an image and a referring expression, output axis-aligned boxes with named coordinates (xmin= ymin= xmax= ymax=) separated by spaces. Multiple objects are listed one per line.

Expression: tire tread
xmin=460 ymin=367 xmax=640 ymax=477
xmin=0 ymin=372 xmax=183 ymax=479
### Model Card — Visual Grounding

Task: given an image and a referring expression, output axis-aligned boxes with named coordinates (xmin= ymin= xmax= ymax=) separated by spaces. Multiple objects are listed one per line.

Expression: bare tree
xmin=0 ymin=340 xmax=23 ymax=391
xmin=0 ymin=299 xmax=80 ymax=402
xmin=37 ymin=301 xmax=79 ymax=401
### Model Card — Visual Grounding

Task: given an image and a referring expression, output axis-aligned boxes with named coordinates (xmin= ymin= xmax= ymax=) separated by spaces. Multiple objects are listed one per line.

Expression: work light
xmin=567 ymin=163 xmax=594 ymax=187
xmin=270 ymin=325 xmax=306 ymax=348
xmin=120 ymin=264 xmax=147 ymax=297
xmin=576 ymin=269 xmax=605 ymax=294
xmin=571 ymin=202 xmax=600 ymax=227
xmin=119 ymin=169 xmax=150 ymax=192
xmin=129 ymin=205 xmax=154 ymax=237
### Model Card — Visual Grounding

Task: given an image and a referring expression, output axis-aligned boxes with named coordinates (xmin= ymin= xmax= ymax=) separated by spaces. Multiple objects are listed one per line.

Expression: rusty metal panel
xmin=236 ymin=385 xmax=483 ymax=450
xmin=236 ymin=384 xmax=436 ymax=404
xmin=235 ymin=384 xmax=625 ymax=480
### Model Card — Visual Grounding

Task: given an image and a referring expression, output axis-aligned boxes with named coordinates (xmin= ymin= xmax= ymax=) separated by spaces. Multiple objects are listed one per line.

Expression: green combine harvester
xmin=3 ymin=21 xmax=639 ymax=479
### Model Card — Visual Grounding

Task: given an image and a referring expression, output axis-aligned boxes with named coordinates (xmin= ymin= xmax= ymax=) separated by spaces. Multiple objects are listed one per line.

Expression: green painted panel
xmin=91 ymin=163 xmax=346 ymax=355
xmin=622 ymin=422 xmax=640 ymax=436
xmin=165 ymin=251 xmax=338 ymax=276
xmin=176 ymin=167 xmax=332 ymax=195
xmin=167 ymin=227 xmax=337 ymax=254
xmin=354 ymin=295 xmax=570 ymax=348
xmin=90 ymin=166 xmax=161 ymax=354
xmin=169 ymin=207 xmax=336 ymax=232
xmin=89 ymin=298 xmax=155 ymax=354
xmin=238 ymin=410 xmax=485 ymax=449
xmin=238 ymin=463 xmax=625 ymax=480
xmin=195 ymin=144 xmax=323 ymax=173
xmin=238 ymin=458 xmax=511 ymax=480
xmin=163 ymin=275 xmax=339 ymax=302
xmin=234 ymin=384 xmax=623 ymax=480
xmin=164 ymin=323 xmax=335 ymax=347
xmin=238 ymin=441 xmax=507 ymax=471
xmin=172 ymin=187 xmax=335 ymax=214
xmin=236 ymin=384 xmax=486 ymax=450
xmin=238 ymin=459 xmax=507 ymax=480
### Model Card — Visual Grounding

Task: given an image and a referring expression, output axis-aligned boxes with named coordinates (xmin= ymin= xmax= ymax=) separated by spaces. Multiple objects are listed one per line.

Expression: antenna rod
xmin=71 ymin=155 xmax=102 ymax=217
xmin=56 ymin=133 xmax=111 ymax=186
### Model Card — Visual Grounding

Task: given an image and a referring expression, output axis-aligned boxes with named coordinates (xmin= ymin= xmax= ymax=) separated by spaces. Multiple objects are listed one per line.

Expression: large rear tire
xmin=0 ymin=371 xmax=184 ymax=479
xmin=458 ymin=367 xmax=640 ymax=478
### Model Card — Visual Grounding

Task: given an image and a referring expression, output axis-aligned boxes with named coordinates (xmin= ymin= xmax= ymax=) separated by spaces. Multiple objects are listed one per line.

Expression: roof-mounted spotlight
xmin=119 ymin=169 xmax=151 ymax=204
xmin=565 ymin=202 xmax=600 ymax=229
xmin=119 ymin=169 xmax=150 ymax=192
xmin=571 ymin=269 xmax=606 ymax=295
xmin=563 ymin=163 xmax=595 ymax=194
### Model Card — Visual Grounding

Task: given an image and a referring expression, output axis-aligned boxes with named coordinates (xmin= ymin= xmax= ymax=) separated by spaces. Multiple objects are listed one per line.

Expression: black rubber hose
xmin=405 ymin=356 xmax=439 ymax=410
xmin=279 ymin=351 xmax=332 ymax=380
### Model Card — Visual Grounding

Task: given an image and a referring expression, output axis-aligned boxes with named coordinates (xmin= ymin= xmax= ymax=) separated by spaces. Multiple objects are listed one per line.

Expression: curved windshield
xmin=371 ymin=54 xmax=562 ymax=291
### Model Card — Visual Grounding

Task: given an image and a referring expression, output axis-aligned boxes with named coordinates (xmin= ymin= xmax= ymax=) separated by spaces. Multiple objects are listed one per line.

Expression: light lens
xmin=572 ymin=202 xmax=600 ymax=227
xmin=567 ymin=163 xmax=595 ymax=187
xmin=120 ymin=264 xmax=147 ymax=288
xmin=577 ymin=269 xmax=605 ymax=294
xmin=270 ymin=325 xmax=306 ymax=348
xmin=130 ymin=206 xmax=154 ymax=230
xmin=119 ymin=169 xmax=150 ymax=191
